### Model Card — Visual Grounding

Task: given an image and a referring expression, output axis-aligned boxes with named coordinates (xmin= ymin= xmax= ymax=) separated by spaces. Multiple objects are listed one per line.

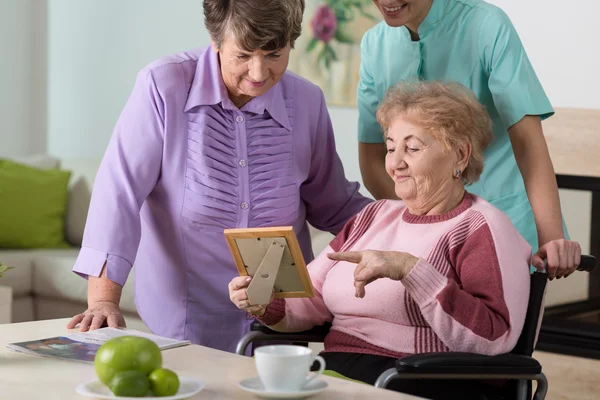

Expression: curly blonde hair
xmin=376 ymin=81 xmax=493 ymax=185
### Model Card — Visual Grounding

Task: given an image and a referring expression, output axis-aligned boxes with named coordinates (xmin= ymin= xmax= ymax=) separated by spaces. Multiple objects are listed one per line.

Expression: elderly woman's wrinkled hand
xmin=328 ymin=250 xmax=419 ymax=298
xmin=66 ymin=301 xmax=125 ymax=331
xmin=228 ymin=276 xmax=270 ymax=317
xmin=532 ymin=239 xmax=582 ymax=280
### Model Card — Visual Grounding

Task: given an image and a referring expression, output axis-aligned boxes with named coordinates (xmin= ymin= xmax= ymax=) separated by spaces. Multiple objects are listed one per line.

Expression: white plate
xmin=76 ymin=377 xmax=204 ymax=399
xmin=238 ymin=377 xmax=328 ymax=399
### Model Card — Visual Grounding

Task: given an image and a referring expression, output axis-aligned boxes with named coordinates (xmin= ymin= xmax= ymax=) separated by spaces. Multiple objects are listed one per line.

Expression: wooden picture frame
xmin=224 ymin=227 xmax=314 ymax=305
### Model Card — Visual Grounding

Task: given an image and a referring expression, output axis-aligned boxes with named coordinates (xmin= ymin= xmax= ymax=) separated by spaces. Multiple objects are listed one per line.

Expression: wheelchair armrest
xmin=235 ymin=321 xmax=331 ymax=355
xmin=250 ymin=321 xmax=331 ymax=338
xmin=396 ymin=352 xmax=542 ymax=375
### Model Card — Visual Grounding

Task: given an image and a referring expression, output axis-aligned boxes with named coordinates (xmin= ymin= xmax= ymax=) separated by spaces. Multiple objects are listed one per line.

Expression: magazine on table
xmin=6 ymin=327 xmax=190 ymax=364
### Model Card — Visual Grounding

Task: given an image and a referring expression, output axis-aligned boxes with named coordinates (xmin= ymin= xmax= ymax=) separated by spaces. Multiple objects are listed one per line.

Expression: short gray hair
xmin=203 ymin=0 xmax=305 ymax=50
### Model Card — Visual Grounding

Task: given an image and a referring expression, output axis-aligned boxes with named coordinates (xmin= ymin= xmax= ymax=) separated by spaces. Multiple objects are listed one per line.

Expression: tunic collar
xmin=417 ymin=0 xmax=450 ymax=39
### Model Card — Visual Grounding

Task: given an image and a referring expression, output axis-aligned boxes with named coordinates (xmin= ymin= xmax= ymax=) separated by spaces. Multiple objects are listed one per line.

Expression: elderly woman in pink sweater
xmin=229 ymin=81 xmax=581 ymax=399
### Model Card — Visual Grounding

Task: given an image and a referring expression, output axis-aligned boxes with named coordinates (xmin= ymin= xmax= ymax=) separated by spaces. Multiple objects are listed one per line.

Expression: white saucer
xmin=76 ymin=376 xmax=204 ymax=399
xmin=238 ymin=377 xmax=328 ymax=399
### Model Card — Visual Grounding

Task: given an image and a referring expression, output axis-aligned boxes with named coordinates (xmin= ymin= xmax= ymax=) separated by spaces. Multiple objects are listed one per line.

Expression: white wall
xmin=0 ymin=0 xmax=32 ymax=157
xmin=30 ymin=0 xmax=48 ymax=154
xmin=47 ymin=0 xmax=208 ymax=158
xmin=0 ymin=0 xmax=47 ymax=157
xmin=487 ymin=0 xmax=600 ymax=109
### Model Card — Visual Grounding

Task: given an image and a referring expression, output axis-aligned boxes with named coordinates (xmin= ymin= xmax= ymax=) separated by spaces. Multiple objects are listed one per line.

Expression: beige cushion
xmin=9 ymin=154 xmax=61 ymax=170
xmin=61 ymin=158 xmax=101 ymax=188
xmin=34 ymin=297 xmax=87 ymax=322
xmin=30 ymin=248 xmax=138 ymax=315
xmin=0 ymin=250 xmax=34 ymax=295
xmin=31 ymin=248 xmax=86 ymax=302
xmin=0 ymin=285 xmax=12 ymax=324
xmin=12 ymin=296 xmax=34 ymax=323
xmin=61 ymin=158 xmax=101 ymax=247
xmin=65 ymin=176 xmax=91 ymax=246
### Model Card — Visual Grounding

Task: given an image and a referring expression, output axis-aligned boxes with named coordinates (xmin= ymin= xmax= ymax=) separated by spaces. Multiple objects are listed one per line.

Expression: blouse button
xmin=240 ymin=202 xmax=249 ymax=209
xmin=239 ymin=159 xmax=247 ymax=167
xmin=236 ymin=116 xmax=244 ymax=123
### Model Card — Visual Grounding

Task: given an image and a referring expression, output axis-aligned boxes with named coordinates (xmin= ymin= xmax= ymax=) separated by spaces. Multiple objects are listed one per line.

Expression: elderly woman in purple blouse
xmin=66 ymin=0 xmax=371 ymax=353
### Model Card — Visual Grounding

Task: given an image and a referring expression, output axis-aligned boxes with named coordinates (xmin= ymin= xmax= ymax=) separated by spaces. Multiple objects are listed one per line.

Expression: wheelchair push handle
xmin=540 ymin=254 xmax=596 ymax=273
xmin=577 ymin=255 xmax=596 ymax=272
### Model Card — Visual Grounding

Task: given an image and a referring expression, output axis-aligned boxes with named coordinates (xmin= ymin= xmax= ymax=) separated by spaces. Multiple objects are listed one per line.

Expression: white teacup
xmin=254 ymin=345 xmax=326 ymax=392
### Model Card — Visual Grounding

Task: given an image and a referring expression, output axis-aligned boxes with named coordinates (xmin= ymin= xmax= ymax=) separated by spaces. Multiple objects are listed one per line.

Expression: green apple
xmin=149 ymin=368 xmax=180 ymax=396
xmin=94 ymin=336 xmax=162 ymax=386
xmin=109 ymin=370 xmax=150 ymax=397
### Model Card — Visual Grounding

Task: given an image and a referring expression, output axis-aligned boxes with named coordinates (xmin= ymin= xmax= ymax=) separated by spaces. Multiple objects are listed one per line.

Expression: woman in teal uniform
xmin=358 ymin=0 xmax=581 ymax=278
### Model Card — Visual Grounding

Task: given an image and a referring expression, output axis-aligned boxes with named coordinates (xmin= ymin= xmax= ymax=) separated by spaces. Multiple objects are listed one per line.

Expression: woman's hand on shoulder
xmin=532 ymin=239 xmax=582 ymax=280
xmin=327 ymin=250 xmax=419 ymax=298
xmin=66 ymin=301 xmax=125 ymax=331
xmin=228 ymin=276 xmax=271 ymax=317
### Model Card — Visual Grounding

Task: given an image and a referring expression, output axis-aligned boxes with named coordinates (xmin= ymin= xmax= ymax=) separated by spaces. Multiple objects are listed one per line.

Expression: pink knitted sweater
xmin=259 ymin=193 xmax=532 ymax=358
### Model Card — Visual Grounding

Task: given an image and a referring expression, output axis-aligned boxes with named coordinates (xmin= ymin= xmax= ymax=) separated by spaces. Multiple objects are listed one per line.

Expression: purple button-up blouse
xmin=72 ymin=47 xmax=372 ymax=352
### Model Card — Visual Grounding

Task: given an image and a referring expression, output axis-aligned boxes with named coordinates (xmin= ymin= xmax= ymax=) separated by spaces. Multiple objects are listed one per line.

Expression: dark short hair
xmin=203 ymin=0 xmax=305 ymax=51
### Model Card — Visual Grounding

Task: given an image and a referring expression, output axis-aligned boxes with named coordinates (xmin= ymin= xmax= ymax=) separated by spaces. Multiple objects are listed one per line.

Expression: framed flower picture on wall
xmin=289 ymin=0 xmax=382 ymax=106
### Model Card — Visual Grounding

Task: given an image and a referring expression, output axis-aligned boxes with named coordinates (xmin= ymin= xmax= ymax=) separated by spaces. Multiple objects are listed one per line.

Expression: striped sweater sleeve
xmin=257 ymin=213 xmax=360 ymax=331
xmin=401 ymin=215 xmax=531 ymax=355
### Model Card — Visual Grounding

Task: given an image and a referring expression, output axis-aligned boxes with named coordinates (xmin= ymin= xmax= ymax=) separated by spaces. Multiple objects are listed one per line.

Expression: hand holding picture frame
xmin=224 ymin=227 xmax=314 ymax=305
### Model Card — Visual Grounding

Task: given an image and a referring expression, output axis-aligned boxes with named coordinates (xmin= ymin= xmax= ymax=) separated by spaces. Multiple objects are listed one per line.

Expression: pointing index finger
xmin=328 ymin=251 xmax=363 ymax=264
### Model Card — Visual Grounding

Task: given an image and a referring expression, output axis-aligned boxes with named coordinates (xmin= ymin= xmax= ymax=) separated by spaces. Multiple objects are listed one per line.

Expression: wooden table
xmin=0 ymin=319 xmax=420 ymax=400
xmin=539 ymin=107 xmax=600 ymax=359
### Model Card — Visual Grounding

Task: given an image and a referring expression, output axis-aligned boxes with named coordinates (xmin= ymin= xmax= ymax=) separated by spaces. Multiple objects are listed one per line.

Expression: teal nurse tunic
xmin=358 ymin=0 xmax=566 ymax=254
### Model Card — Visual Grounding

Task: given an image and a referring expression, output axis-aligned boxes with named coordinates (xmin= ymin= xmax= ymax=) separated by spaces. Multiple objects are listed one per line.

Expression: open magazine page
xmin=6 ymin=328 xmax=190 ymax=364
xmin=6 ymin=336 xmax=100 ymax=364
xmin=66 ymin=328 xmax=190 ymax=350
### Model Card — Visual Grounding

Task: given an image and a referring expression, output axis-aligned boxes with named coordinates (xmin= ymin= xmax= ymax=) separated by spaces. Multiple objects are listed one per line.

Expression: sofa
xmin=0 ymin=154 xmax=335 ymax=331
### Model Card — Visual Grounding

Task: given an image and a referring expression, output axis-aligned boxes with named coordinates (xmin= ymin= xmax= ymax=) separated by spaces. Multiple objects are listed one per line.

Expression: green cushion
xmin=0 ymin=159 xmax=71 ymax=248
xmin=322 ymin=370 xmax=367 ymax=384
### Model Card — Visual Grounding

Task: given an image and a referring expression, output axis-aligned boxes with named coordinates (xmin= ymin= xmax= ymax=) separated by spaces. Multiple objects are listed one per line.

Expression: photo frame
xmin=224 ymin=227 xmax=314 ymax=305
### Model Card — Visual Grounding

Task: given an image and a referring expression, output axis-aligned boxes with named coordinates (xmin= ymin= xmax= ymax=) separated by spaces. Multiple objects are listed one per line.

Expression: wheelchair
xmin=236 ymin=255 xmax=597 ymax=400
